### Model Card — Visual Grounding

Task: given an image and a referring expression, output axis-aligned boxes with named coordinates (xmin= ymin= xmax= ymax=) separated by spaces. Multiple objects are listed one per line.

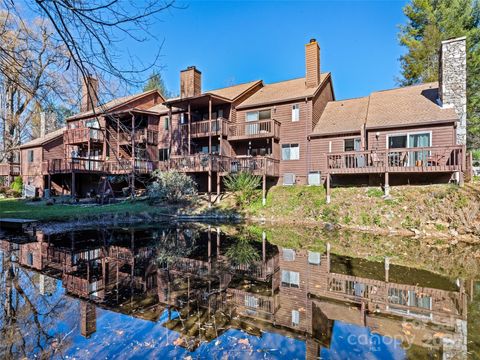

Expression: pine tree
xmin=398 ymin=0 xmax=480 ymax=149
xmin=143 ymin=71 xmax=170 ymax=98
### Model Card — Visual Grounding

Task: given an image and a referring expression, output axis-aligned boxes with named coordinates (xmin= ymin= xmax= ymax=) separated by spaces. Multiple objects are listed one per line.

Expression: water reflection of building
xmin=0 ymin=226 xmax=472 ymax=358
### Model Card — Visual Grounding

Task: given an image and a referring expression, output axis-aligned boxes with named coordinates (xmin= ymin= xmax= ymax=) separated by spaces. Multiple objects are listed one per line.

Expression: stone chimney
xmin=180 ymin=66 xmax=202 ymax=98
xmin=439 ymin=37 xmax=467 ymax=145
xmin=40 ymin=112 xmax=46 ymax=138
xmin=81 ymin=76 xmax=99 ymax=112
xmin=305 ymin=39 xmax=320 ymax=88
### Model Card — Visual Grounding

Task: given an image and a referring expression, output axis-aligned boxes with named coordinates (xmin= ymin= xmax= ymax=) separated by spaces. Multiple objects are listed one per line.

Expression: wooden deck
xmin=165 ymin=154 xmax=280 ymax=176
xmin=180 ymin=118 xmax=229 ymax=138
xmin=0 ymin=163 xmax=20 ymax=176
xmin=43 ymin=158 xmax=154 ymax=175
xmin=228 ymin=119 xmax=281 ymax=141
xmin=64 ymin=127 xmax=104 ymax=144
xmin=326 ymin=146 xmax=465 ymax=175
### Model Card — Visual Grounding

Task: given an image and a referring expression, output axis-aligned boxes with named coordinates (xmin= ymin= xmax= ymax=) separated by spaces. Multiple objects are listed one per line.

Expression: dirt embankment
xmin=238 ymin=183 xmax=480 ymax=244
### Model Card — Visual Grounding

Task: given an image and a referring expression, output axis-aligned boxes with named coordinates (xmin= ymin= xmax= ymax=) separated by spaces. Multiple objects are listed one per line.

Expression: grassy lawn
xmin=0 ymin=198 xmax=162 ymax=222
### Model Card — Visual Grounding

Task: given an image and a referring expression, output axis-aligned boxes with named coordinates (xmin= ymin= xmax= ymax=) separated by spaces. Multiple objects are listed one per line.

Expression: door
xmin=408 ymin=133 xmax=431 ymax=165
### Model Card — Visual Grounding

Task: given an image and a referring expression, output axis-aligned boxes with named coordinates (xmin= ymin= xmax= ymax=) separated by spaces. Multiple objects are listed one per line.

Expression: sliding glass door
xmin=408 ymin=133 xmax=431 ymax=165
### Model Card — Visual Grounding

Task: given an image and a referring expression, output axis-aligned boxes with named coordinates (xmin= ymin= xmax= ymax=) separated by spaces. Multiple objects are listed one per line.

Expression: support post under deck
xmin=384 ymin=172 xmax=390 ymax=196
xmin=326 ymin=173 xmax=331 ymax=204
xmin=262 ymin=174 xmax=266 ymax=206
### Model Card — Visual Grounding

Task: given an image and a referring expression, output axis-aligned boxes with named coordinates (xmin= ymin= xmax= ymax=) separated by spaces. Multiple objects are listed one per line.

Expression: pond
xmin=0 ymin=223 xmax=478 ymax=359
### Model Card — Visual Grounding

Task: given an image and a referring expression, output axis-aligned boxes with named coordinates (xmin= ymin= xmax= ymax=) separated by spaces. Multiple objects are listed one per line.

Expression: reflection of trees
xmin=0 ymin=250 xmax=71 ymax=358
xmin=155 ymin=227 xmax=199 ymax=267
xmin=225 ymin=233 xmax=260 ymax=267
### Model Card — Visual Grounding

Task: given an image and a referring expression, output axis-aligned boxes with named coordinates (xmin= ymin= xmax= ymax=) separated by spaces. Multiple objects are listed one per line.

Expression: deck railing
xmin=44 ymin=157 xmax=154 ymax=174
xmin=228 ymin=119 xmax=280 ymax=140
xmin=228 ymin=156 xmax=280 ymax=176
xmin=105 ymin=158 xmax=155 ymax=174
xmin=227 ymin=288 xmax=277 ymax=315
xmin=118 ymin=128 xmax=158 ymax=145
xmin=326 ymin=146 xmax=465 ymax=174
xmin=64 ymin=127 xmax=104 ymax=144
xmin=168 ymin=154 xmax=231 ymax=172
xmin=0 ymin=163 xmax=20 ymax=176
xmin=180 ymin=118 xmax=229 ymax=138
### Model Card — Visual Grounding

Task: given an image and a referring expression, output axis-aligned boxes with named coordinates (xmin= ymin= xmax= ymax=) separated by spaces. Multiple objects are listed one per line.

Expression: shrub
xmin=10 ymin=176 xmax=23 ymax=193
xmin=147 ymin=170 xmax=197 ymax=204
xmin=224 ymin=172 xmax=262 ymax=207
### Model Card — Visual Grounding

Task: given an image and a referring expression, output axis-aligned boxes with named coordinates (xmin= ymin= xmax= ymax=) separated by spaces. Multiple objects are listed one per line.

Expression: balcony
xmin=0 ymin=163 xmax=20 ymax=176
xmin=180 ymin=118 xmax=229 ymax=138
xmin=64 ymin=127 xmax=104 ymax=144
xmin=227 ymin=156 xmax=279 ymax=177
xmin=44 ymin=158 xmax=105 ymax=174
xmin=326 ymin=146 xmax=465 ymax=175
xmin=168 ymin=154 xmax=230 ymax=173
xmin=105 ymin=158 xmax=155 ymax=174
xmin=228 ymin=119 xmax=280 ymax=141
xmin=118 ymin=129 xmax=158 ymax=145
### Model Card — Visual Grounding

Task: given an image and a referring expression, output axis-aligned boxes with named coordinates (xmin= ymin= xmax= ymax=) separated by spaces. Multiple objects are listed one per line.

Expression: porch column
xmin=326 ymin=173 xmax=331 ymax=204
xmin=167 ymin=107 xmax=173 ymax=161
xmin=216 ymin=227 xmax=220 ymax=258
xmin=187 ymin=103 xmax=191 ymax=155
xmin=116 ymin=117 xmax=120 ymax=159
xmin=208 ymin=157 xmax=212 ymax=208
xmin=216 ymin=172 xmax=221 ymax=200
xmin=384 ymin=172 xmax=390 ymax=196
xmin=71 ymin=166 xmax=76 ymax=198
xmin=47 ymin=174 xmax=51 ymax=198
xmin=262 ymin=173 xmax=266 ymax=206
xmin=207 ymin=225 xmax=212 ymax=273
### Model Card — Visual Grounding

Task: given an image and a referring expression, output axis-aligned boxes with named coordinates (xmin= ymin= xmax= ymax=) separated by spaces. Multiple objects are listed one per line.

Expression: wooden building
xmin=8 ymin=37 xmax=469 ymax=201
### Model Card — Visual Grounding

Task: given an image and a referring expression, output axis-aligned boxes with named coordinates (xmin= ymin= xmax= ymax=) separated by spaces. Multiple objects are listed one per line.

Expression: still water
xmin=0 ymin=224 xmax=478 ymax=359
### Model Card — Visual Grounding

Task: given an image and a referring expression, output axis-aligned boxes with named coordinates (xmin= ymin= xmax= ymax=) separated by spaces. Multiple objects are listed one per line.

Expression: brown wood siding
xmin=43 ymin=137 xmax=64 ymax=161
xmin=230 ymin=82 xmax=263 ymax=123
xmin=366 ymin=123 xmax=456 ymax=151
xmin=236 ymin=100 xmax=311 ymax=183
xmin=21 ymin=147 xmax=43 ymax=176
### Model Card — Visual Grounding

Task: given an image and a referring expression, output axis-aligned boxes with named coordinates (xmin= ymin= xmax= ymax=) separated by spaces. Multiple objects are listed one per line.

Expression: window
xmin=27 ymin=253 xmax=33 ymax=266
xmin=159 ymin=148 xmax=170 ymax=162
xmin=246 ymin=109 xmax=271 ymax=122
xmin=292 ymin=104 xmax=300 ymax=122
xmin=180 ymin=113 xmax=186 ymax=124
xmin=292 ymin=310 xmax=300 ymax=327
xmin=282 ymin=248 xmax=295 ymax=261
xmin=163 ymin=117 xmax=170 ymax=130
xmin=28 ymin=150 xmax=34 ymax=163
xmin=282 ymin=144 xmax=300 ymax=160
xmin=281 ymin=270 xmax=300 ymax=288
xmin=388 ymin=135 xmax=407 ymax=149
xmin=308 ymin=251 xmax=321 ymax=265
xmin=344 ymin=138 xmax=361 ymax=152
xmin=245 ymin=295 xmax=259 ymax=308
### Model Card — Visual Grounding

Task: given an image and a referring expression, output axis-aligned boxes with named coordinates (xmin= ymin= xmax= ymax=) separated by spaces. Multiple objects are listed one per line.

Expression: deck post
xmin=187 ymin=102 xmax=191 ymax=155
xmin=71 ymin=168 xmax=76 ymax=198
xmin=208 ymin=158 xmax=212 ymax=208
xmin=262 ymin=173 xmax=266 ymax=206
xmin=385 ymin=257 xmax=390 ymax=282
xmin=208 ymin=96 xmax=212 ymax=154
xmin=326 ymin=173 xmax=331 ymax=204
xmin=216 ymin=172 xmax=221 ymax=201
xmin=131 ymin=113 xmax=135 ymax=197
xmin=326 ymin=242 xmax=331 ymax=273
xmin=384 ymin=172 xmax=390 ymax=196
xmin=216 ymin=227 xmax=220 ymax=257
xmin=262 ymin=231 xmax=266 ymax=263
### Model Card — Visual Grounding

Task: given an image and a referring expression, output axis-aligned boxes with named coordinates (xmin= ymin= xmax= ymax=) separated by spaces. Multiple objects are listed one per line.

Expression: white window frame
xmin=291 ymin=310 xmax=300 ymax=327
xmin=281 ymin=144 xmax=300 ymax=161
xmin=386 ymin=131 xmax=432 ymax=149
xmin=308 ymin=251 xmax=321 ymax=265
xmin=292 ymin=104 xmax=300 ymax=122
xmin=282 ymin=248 xmax=295 ymax=261
xmin=281 ymin=270 xmax=300 ymax=288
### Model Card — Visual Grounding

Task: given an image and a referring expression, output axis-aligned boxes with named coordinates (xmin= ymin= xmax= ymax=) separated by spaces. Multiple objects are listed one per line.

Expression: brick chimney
xmin=305 ymin=39 xmax=320 ymax=88
xmin=439 ymin=37 xmax=467 ymax=145
xmin=180 ymin=66 xmax=202 ymax=98
xmin=81 ymin=76 xmax=99 ymax=112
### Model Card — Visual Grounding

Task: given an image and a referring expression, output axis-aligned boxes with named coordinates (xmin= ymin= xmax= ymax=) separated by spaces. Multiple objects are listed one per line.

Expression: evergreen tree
xmin=143 ymin=71 xmax=170 ymax=98
xmin=398 ymin=0 xmax=480 ymax=149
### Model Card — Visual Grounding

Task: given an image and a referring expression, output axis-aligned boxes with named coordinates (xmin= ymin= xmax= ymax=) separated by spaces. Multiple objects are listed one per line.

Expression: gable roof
xmin=67 ymin=89 xmax=164 ymax=120
xmin=236 ymin=73 xmax=330 ymax=109
xmin=312 ymin=97 xmax=369 ymax=136
xmin=365 ymin=82 xmax=458 ymax=129
xmin=311 ymin=82 xmax=458 ymax=137
xmin=19 ymin=127 xmax=65 ymax=149
xmin=207 ymin=80 xmax=262 ymax=101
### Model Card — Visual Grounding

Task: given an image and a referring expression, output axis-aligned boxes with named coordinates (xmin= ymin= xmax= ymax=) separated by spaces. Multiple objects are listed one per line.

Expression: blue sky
xmin=134 ymin=0 xmax=409 ymax=100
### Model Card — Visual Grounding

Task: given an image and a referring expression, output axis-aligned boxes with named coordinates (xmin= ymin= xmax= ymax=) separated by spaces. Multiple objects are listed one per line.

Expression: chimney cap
xmin=181 ymin=66 xmax=201 ymax=74
xmin=309 ymin=38 xmax=317 ymax=43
